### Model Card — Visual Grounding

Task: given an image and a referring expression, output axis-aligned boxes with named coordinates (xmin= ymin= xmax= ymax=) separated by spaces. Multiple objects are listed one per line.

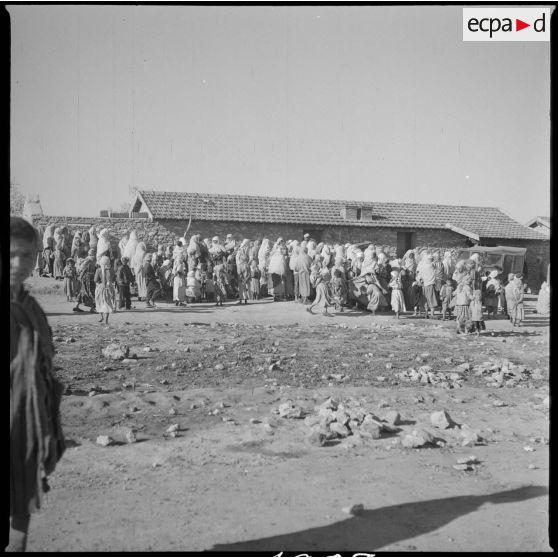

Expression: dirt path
xmin=24 ymin=280 xmax=551 ymax=552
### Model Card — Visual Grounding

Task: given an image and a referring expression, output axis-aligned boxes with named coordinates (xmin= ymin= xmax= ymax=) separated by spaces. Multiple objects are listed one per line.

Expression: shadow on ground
xmin=210 ymin=485 xmax=547 ymax=552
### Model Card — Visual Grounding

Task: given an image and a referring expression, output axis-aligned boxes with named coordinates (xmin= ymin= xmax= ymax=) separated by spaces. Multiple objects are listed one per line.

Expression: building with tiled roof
xmin=525 ymin=216 xmax=550 ymax=237
xmin=131 ymin=189 xmax=547 ymax=242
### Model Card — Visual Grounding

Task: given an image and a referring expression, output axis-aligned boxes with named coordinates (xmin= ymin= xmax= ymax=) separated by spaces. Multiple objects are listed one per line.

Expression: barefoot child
xmin=454 ymin=278 xmax=473 ymax=334
xmin=388 ymin=269 xmax=406 ymax=319
xmin=439 ymin=278 xmax=454 ymax=321
xmin=94 ymin=255 xmax=116 ymax=324
xmin=469 ymin=289 xmax=486 ymax=336
xmin=410 ymin=278 xmax=426 ymax=317
xmin=62 ymin=258 xmax=79 ymax=302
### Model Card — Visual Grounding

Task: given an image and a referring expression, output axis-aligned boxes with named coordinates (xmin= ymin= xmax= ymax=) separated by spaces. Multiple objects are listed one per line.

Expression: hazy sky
xmin=9 ymin=5 xmax=551 ymax=222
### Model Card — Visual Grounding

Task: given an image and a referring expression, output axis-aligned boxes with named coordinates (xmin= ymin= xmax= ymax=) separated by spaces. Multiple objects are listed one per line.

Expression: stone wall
xmin=32 ymin=215 xmax=176 ymax=253
xmin=159 ymin=219 xmax=468 ymax=253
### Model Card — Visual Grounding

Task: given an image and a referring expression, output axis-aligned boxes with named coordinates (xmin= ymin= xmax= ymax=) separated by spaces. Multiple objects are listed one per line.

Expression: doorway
xmin=396 ymin=232 xmax=415 ymax=258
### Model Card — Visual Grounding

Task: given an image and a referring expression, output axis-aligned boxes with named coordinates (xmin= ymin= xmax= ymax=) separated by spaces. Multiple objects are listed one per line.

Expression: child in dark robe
xmin=9 ymin=217 xmax=66 ymax=552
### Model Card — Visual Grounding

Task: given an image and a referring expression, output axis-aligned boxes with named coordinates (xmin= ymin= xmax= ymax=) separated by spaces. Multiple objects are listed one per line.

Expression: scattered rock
xmin=456 ymin=455 xmax=479 ymax=465
xmin=523 ymin=445 xmax=535 ymax=452
xmin=329 ymin=422 xmax=351 ymax=438
xmin=168 ymin=408 xmax=177 ymax=416
xmin=383 ymin=410 xmax=401 ymax=426
xmin=460 ymin=425 xmax=482 ymax=447
xmin=102 ymin=343 xmax=129 ymax=361
xmin=96 ymin=435 xmax=114 ymax=447
xmin=278 ymin=401 xmax=305 ymax=419
xmin=528 ymin=464 xmax=538 ymax=470
xmin=214 ymin=364 xmax=225 ymax=371
xmin=166 ymin=424 xmax=179 ymax=433
xmin=307 ymin=430 xmax=327 ymax=446
xmin=342 ymin=504 xmax=364 ymax=516
xmin=378 ymin=400 xmax=389 ymax=408
xmin=492 ymin=399 xmax=508 ymax=407
xmin=401 ymin=429 xmax=434 ymax=448
xmin=430 ymin=410 xmax=455 ymax=429
xmin=124 ymin=429 xmax=137 ymax=443
xmin=359 ymin=419 xmax=382 ymax=439
xmin=249 ymin=418 xmax=261 ymax=424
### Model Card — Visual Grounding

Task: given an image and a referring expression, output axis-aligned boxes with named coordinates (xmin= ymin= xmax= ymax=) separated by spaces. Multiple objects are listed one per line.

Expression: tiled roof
xmin=137 ymin=190 xmax=548 ymax=241
xmin=525 ymin=216 xmax=551 ymax=233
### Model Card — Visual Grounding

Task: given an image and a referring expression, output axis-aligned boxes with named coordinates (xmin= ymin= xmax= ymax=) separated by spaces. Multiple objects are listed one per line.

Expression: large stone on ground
xmin=102 ymin=343 xmax=129 ymax=361
xmin=278 ymin=401 xmax=305 ymax=419
xmin=359 ymin=418 xmax=382 ymax=439
xmin=383 ymin=410 xmax=401 ymax=426
xmin=401 ymin=429 xmax=434 ymax=448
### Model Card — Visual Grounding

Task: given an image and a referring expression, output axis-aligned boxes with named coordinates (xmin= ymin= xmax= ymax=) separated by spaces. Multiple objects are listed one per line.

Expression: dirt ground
xmin=23 ymin=278 xmax=551 ymax=553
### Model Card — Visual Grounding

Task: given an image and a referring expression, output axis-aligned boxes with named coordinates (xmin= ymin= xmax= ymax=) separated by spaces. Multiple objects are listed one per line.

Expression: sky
xmin=9 ymin=5 xmax=551 ymax=222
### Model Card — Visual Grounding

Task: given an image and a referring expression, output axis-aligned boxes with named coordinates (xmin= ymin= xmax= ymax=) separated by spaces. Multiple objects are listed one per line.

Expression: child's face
xmin=10 ymin=238 xmax=37 ymax=288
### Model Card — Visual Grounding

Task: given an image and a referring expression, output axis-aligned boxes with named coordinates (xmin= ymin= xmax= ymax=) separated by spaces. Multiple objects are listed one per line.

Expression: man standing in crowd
xmin=9 ymin=217 xmax=66 ymax=552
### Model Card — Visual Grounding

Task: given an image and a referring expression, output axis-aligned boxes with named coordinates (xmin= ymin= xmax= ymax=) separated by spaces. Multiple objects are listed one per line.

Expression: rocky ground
xmin=23 ymin=277 xmax=551 ymax=553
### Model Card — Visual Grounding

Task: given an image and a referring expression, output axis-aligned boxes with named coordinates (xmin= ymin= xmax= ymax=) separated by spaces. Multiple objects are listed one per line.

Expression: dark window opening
xmin=303 ymin=229 xmax=323 ymax=243
xmin=356 ymin=208 xmax=362 ymax=220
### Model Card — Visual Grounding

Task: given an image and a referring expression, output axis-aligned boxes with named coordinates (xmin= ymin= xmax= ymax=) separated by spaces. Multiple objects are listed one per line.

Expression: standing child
xmin=237 ymin=262 xmax=251 ymax=305
xmin=331 ymin=268 xmax=348 ymax=312
xmin=94 ymin=255 xmax=116 ymax=324
xmin=307 ymin=269 xmax=334 ymax=316
xmin=410 ymin=279 xmax=426 ymax=317
xmin=454 ymin=278 xmax=473 ymax=334
xmin=172 ymin=259 xmax=186 ymax=306
xmin=62 ymin=258 xmax=79 ymax=302
xmin=388 ymin=269 xmax=406 ymax=319
xmin=469 ymin=289 xmax=486 ymax=336
xmin=439 ymin=278 xmax=454 ymax=321
xmin=185 ymin=270 xmax=202 ymax=303
xmin=249 ymin=260 xmax=261 ymax=300
xmin=213 ymin=264 xmax=228 ymax=306
xmin=204 ymin=264 xmax=216 ymax=302
xmin=484 ymin=270 xmax=501 ymax=319
xmin=509 ymin=274 xmax=525 ymax=327
xmin=116 ymin=257 xmax=134 ymax=310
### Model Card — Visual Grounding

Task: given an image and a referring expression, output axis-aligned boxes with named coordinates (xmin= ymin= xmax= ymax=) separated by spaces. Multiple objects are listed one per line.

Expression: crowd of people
xmin=33 ymin=224 xmax=541 ymax=331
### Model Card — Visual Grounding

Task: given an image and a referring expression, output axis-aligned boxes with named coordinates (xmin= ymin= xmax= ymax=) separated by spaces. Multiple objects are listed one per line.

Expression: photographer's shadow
xmin=210 ymin=485 xmax=547 ymax=552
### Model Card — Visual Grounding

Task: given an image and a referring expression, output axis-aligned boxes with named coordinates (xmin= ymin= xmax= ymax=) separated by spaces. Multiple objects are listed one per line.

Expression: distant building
xmin=131 ymin=189 xmax=547 ymax=254
xmin=525 ymin=216 xmax=550 ymax=237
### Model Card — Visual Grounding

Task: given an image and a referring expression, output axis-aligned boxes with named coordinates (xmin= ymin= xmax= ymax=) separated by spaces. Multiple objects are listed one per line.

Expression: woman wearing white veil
xmin=123 ymin=231 xmax=139 ymax=261
xmin=133 ymin=242 xmax=148 ymax=300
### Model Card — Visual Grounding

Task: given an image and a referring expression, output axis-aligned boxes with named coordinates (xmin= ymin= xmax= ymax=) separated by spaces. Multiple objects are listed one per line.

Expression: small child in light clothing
xmin=439 ymin=279 xmax=454 ymax=321
xmin=469 ymin=289 xmax=486 ymax=336
xmin=388 ymin=269 xmax=406 ymax=319
xmin=410 ymin=279 xmax=425 ymax=317
xmin=185 ymin=270 xmax=202 ymax=303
